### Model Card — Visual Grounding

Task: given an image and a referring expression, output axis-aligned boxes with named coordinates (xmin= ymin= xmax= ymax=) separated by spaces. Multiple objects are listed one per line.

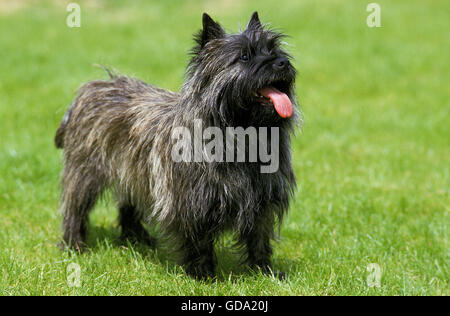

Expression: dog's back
xmin=55 ymin=76 xmax=179 ymax=150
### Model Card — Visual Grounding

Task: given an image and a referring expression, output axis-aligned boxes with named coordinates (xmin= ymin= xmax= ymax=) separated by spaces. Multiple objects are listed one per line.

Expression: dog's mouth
xmin=254 ymin=82 xmax=293 ymax=118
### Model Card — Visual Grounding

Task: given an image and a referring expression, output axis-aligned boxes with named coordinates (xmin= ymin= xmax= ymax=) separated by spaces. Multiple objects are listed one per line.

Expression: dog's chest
xmin=212 ymin=165 xmax=274 ymax=211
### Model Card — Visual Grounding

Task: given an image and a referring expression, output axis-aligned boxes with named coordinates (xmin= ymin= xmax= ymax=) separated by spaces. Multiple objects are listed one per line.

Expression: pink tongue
xmin=259 ymin=87 xmax=293 ymax=118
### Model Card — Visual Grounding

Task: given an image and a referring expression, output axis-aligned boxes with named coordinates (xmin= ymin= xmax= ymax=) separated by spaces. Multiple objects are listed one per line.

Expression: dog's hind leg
xmin=118 ymin=199 xmax=156 ymax=248
xmin=60 ymin=168 xmax=105 ymax=252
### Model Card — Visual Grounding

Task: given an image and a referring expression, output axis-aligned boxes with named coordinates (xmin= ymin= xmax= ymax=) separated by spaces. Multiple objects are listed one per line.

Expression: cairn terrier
xmin=55 ymin=12 xmax=299 ymax=279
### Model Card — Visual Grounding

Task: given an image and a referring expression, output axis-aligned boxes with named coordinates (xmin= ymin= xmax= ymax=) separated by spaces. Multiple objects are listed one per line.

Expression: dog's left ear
xmin=246 ymin=11 xmax=263 ymax=31
xmin=200 ymin=13 xmax=225 ymax=48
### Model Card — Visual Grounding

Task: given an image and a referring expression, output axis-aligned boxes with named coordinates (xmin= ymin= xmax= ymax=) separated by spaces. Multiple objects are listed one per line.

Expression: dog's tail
xmin=54 ymin=106 xmax=72 ymax=149
xmin=55 ymin=65 xmax=117 ymax=149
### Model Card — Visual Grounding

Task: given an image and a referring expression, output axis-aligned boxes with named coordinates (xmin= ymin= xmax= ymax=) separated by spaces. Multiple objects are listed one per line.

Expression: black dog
xmin=55 ymin=12 xmax=299 ymax=279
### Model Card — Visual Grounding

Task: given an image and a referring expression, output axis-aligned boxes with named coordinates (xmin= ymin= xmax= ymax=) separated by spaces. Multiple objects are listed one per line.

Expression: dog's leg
xmin=244 ymin=229 xmax=273 ymax=273
xmin=180 ymin=233 xmax=216 ymax=280
xmin=239 ymin=213 xmax=285 ymax=279
xmin=60 ymin=169 xmax=104 ymax=252
xmin=118 ymin=201 xmax=156 ymax=248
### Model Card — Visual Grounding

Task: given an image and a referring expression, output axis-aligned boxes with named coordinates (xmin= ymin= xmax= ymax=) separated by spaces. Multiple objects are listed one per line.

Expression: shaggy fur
xmin=55 ymin=12 xmax=299 ymax=279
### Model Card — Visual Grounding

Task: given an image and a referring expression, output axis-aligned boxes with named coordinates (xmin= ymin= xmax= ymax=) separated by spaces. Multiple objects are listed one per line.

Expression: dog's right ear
xmin=247 ymin=11 xmax=263 ymax=31
xmin=200 ymin=13 xmax=225 ymax=48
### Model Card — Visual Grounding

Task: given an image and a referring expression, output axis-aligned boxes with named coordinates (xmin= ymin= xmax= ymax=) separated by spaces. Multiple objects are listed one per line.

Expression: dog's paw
xmin=185 ymin=264 xmax=216 ymax=281
xmin=250 ymin=264 xmax=286 ymax=281
xmin=270 ymin=270 xmax=286 ymax=281
xmin=120 ymin=230 xmax=157 ymax=249
xmin=58 ymin=241 xmax=86 ymax=253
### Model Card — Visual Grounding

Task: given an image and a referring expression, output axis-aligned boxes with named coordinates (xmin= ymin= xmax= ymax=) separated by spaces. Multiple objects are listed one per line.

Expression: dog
xmin=55 ymin=12 xmax=299 ymax=279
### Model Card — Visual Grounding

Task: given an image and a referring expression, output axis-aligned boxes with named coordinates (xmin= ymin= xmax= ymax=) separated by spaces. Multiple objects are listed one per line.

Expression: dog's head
xmin=185 ymin=12 xmax=298 ymax=127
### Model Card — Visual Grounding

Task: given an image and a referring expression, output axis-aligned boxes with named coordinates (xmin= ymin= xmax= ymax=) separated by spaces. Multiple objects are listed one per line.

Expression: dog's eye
xmin=240 ymin=54 xmax=249 ymax=62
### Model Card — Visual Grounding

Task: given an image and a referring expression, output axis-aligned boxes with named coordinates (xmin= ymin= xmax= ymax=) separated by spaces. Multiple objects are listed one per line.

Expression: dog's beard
xmin=211 ymin=76 xmax=295 ymax=128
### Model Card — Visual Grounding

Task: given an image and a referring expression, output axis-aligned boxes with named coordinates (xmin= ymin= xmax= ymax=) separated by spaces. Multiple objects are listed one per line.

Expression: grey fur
xmin=55 ymin=12 xmax=299 ymax=279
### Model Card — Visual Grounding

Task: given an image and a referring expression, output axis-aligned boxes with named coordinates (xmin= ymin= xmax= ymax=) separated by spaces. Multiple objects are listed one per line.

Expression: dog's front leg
xmin=239 ymin=212 xmax=285 ymax=280
xmin=180 ymin=232 xmax=216 ymax=280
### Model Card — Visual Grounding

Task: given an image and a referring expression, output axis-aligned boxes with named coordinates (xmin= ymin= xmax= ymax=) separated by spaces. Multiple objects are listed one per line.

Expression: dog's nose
xmin=273 ymin=57 xmax=289 ymax=70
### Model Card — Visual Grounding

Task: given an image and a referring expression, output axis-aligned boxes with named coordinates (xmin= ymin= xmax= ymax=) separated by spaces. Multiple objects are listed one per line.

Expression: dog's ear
xmin=246 ymin=11 xmax=263 ymax=31
xmin=200 ymin=13 xmax=225 ymax=48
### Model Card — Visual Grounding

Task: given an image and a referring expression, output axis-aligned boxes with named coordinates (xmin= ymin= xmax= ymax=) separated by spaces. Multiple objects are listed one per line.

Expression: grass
xmin=0 ymin=0 xmax=448 ymax=295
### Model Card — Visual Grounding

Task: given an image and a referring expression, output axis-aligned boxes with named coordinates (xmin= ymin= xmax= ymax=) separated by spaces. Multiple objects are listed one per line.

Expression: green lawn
xmin=0 ymin=0 xmax=448 ymax=295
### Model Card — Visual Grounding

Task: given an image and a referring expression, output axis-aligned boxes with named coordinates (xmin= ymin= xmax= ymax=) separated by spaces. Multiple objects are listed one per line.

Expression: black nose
xmin=273 ymin=57 xmax=289 ymax=70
